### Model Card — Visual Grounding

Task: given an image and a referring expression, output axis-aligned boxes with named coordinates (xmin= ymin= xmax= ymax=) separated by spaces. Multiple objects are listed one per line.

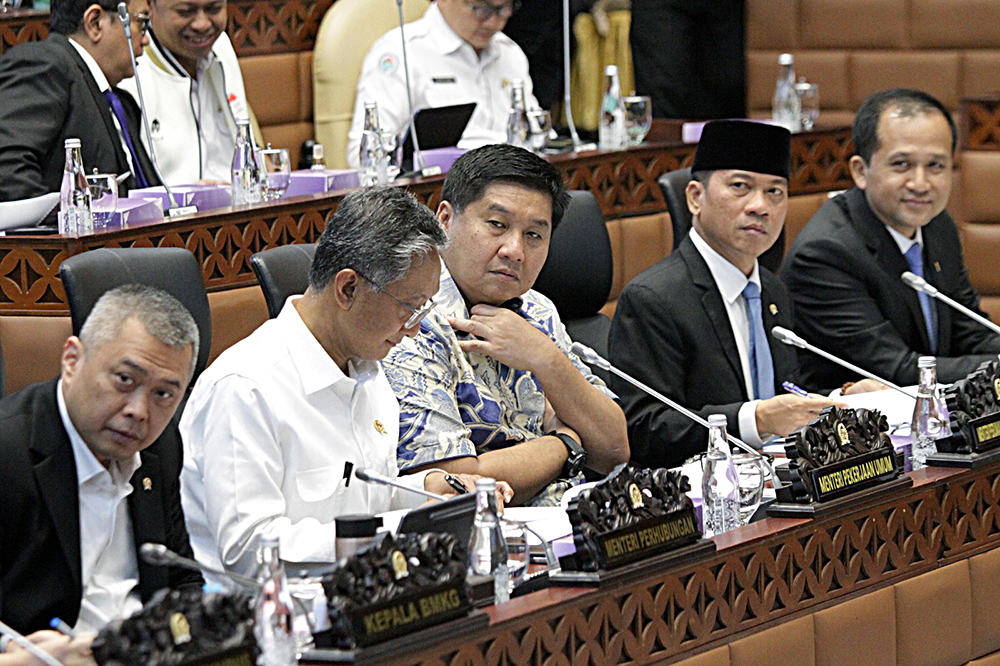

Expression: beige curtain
xmin=569 ymin=10 xmax=634 ymax=132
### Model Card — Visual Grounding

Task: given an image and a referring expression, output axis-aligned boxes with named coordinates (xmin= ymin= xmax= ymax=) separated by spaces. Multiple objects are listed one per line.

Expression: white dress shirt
xmin=158 ymin=46 xmax=235 ymax=182
xmin=689 ymin=229 xmax=767 ymax=447
xmin=346 ymin=2 xmax=538 ymax=166
xmin=67 ymin=38 xmax=137 ymax=178
xmin=57 ymin=379 xmax=142 ymax=633
xmin=886 ymin=224 xmax=924 ymax=256
xmin=180 ymin=297 xmax=429 ymax=578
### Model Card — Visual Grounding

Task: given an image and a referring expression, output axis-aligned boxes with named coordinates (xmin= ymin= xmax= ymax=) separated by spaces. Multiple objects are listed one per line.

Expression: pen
xmin=49 ymin=618 xmax=77 ymax=638
xmin=782 ymin=381 xmax=811 ymax=398
xmin=444 ymin=473 xmax=469 ymax=495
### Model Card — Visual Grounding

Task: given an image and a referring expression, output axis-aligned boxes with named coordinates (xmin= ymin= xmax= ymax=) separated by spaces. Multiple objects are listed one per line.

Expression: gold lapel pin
xmin=374 ymin=419 xmax=387 ymax=436
xmin=142 ymin=477 xmax=152 ymax=491
xmin=934 ymin=261 xmax=941 ymax=272
xmin=769 ymin=304 xmax=778 ymax=315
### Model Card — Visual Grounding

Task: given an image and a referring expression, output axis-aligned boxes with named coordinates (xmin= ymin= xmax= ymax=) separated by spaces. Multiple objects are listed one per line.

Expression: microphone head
xmin=116 ymin=2 xmax=128 ymax=20
xmin=139 ymin=542 xmax=171 ymax=565
xmin=901 ymin=270 xmax=938 ymax=297
xmin=771 ymin=326 xmax=806 ymax=349
xmin=354 ymin=468 xmax=380 ymax=484
xmin=570 ymin=341 xmax=611 ymax=370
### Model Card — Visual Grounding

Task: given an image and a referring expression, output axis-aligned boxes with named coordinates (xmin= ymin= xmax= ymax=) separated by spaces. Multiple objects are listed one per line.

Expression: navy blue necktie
xmin=904 ymin=243 xmax=938 ymax=353
xmin=742 ymin=281 xmax=775 ymax=400
xmin=103 ymin=89 xmax=149 ymax=188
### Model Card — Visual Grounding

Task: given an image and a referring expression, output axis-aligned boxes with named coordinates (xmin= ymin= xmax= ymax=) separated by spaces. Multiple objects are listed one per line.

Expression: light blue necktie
xmin=742 ymin=281 xmax=775 ymax=400
xmin=903 ymin=243 xmax=938 ymax=353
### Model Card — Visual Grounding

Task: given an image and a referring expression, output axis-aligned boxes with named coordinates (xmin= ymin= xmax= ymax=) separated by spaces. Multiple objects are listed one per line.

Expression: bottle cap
xmin=708 ymin=414 xmax=727 ymax=427
xmin=261 ymin=534 xmax=280 ymax=548
xmin=778 ymin=53 xmax=794 ymax=66
xmin=364 ymin=100 xmax=378 ymax=110
xmin=334 ymin=514 xmax=383 ymax=538
xmin=313 ymin=144 xmax=324 ymax=159
xmin=475 ymin=477 xmax=498 ymax=491
xmin=604 ymin=65 xmax=618 ymax=76
xmin=235 ymin=114 xmax=250 ymax=125
xmin=64 ymin=138 xmax=81 ymax=148
xmin=918 ymin=356 xmax=937 ymax=368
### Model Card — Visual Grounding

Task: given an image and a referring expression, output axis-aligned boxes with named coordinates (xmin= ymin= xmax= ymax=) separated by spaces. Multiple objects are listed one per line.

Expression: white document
xmin=0 ymin=192 xmax=60 ymax=230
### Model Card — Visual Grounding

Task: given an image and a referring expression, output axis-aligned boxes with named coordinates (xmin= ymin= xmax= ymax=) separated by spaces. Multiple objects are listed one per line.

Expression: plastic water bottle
xmin=254 ymin=536 xmax=297 ymax=666
xmin=231 ymin=115 xmax=262 ymax=205
xmin=310 ymin=143 xmax=326 ymax=170
xmin=59 ymin=138 xmax=93 ymax=235
xmin=469 ymin=478 xmax=510 ymax=604
xmin=702 ymin=414 xmax=741 ymax=537
xmin=359 ymin=101 xmax=388 ymax=186
xmin=599 ymin=65 xmax=626 ymax=149
xmin=910 ymin=356 xmax=948 ymax=469
xmin=772 ymin=53 xmax=801 ymax=133
xmin=506 ymin=79 xmax=530 ymax=150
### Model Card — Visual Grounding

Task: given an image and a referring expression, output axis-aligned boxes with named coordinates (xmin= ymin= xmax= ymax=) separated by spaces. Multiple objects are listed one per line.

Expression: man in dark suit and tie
xmin=610 ymin=121 xmax=857 ymax=469
xmin=0 ymin=0 xmax=159 ymax=202
xmin=0 ymin=284 xmax=201 ymax=638
xmin=783 ymin=89 xmax=1000 ymax=389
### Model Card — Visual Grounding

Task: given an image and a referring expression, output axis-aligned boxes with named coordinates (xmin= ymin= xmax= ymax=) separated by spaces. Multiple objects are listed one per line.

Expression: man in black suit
xmin=0 ymin=0 xmax=159 ymax=203
xmin=0 ymin=284 xmax=201 ymax=638
xmin=610 ymin=121 xmax=845 ymax=468
xmin=783 ymin=89 xmax=1000 ymax=389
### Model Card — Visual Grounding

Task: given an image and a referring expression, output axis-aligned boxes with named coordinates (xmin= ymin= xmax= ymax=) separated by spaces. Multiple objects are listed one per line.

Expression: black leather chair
xmin=59 ymin=248 xmax=213 ymax=383
xmin=533 ymin=191 xmax=613 ymax=380
xmin=0 ymin=335 xmax=5 ymax=398
xmin=657 ymin=167 xmax=786 ymax=273
xmin=249 ymin=244 xmax=317 ymax=319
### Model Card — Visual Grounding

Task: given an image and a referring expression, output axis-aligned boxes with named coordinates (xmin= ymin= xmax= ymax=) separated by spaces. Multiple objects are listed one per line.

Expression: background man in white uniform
xmin=346 ymin=0 xmax=537 ymax=167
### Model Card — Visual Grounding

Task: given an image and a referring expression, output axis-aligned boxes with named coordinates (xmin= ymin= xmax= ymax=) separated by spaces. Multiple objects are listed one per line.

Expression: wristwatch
xmin=548 ymin=430 xmax=587 ymax=479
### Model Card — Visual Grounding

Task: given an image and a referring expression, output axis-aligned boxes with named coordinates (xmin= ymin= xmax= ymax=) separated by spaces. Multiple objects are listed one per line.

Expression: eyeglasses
xmin=356 ymin=272 xmax=436 ymax=329
xmin=463 ymin=0 xmax=520 ymax=21
xmin=108 ymin=8 xmax=150 ymax=36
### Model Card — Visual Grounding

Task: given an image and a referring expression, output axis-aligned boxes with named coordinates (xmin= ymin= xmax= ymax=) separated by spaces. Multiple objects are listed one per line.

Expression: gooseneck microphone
xmin=570 ymin=341 xmax=785 ymax=489
xmin=116 ymin=2 xmax=195 ymax=217
xmin=901 ymin=271 xmax=1000 ymax=337
xmin=770 ymin=326 xmax=917 ymax=399
xmin=355 ymin=467 xmax=448 ymax=501
xmin=140 ymin=542 xmax=260 ymax=590
xmin=562 ymin=0 xmax=594 ymax=152
xmin=395 ymin=0 xmax=428 ymax=174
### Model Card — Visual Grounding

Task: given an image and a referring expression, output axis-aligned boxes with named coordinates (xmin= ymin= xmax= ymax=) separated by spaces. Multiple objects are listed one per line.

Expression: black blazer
xmin=609 ymin=236 xmax=799 ymax=469
xmin=0 ymin=379 xmax=201 ymax=634
xmin=782 ymin=187 xmax=1000 ymax=389
xmin=0 ymin=33 xmax=159 ymax=202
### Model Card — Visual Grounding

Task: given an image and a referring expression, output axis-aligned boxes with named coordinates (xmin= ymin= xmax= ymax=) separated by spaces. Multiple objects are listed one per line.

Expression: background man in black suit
xmin=0 ymin=0 xmax=159 ymax=202
xmin=783 ymin=89 xmax=1000 ymax=388
xmin=0 ymin=284 xmax=201 ymax=639
xmin=610 ymin=121 xmax=845 ymax=469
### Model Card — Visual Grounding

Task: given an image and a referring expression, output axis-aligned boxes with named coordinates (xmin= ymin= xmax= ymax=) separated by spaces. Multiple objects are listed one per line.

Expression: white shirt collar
xmin=277 ymin=296 xmax=380 ymax=396
xmin=424 ymin=2 xmax=500 ymax=61
xmin=67 ymin=36 xmax=111 ymax=93
xmin=689 ymin=227 xmax=761 ymax=305
xmin=885 ymin=224 xmax=924 ymax=256
xmin=57 ymin=378 xmax=140 ymax=487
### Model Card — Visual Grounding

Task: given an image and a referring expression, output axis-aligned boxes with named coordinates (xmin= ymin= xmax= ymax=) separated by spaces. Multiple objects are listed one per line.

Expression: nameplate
xmin=596 ymin=506 xmax=700 ymax=570
xmin=181 ymin=648 xmax=254 ymax=666
xmin=348 ymin=581 xmax=471 ymax=648
xmin=970 ymin=412 xmax=1000 ymax=452
xmin=808 ymin=448 xmax=900 ymax=502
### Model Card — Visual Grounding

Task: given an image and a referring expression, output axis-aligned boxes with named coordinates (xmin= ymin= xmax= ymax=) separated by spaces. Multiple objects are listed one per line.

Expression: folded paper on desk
xmin=0 ymin=192 xmax=60 ymax=231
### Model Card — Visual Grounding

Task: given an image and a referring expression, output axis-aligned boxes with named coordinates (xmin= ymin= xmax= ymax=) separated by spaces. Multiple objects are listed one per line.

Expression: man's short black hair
xmin=440 ymin=144 xmax=571 ymax=230
xmin=50 ymin=0 xmax=119 ymax=34
xmin=853 ymin=88 xmax=957 ymax=163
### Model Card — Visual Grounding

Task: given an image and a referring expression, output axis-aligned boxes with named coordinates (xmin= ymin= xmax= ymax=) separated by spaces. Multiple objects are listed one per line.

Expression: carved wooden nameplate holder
xmin=550 ymin=463 xmax=713 ymax=587
xmin=308 ymin=531 xmax=485 ymax=661
xmin=929 ymin=359 xmax=1000 ymax=468
xmin=92 ymin=588 xmax=255 ymax=666
xmin=768 ymin=406 xmax=911 ymax=518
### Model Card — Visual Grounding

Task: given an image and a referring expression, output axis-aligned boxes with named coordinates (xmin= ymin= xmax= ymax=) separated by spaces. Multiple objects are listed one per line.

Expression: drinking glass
xmin=527 ymin=109 xmax=552 ymax=154
xmin=85 ymin=172 xmax=118 ymax=229
xmin=795 ymin=80 xmax=820 ymax=131
xmin=0 ymin=0 xmax=23 ymax=13
xmin=732 ymin=453 xmax=766 ymax=524
xmin=381 ymin=131 xmax=400 ymax=180
xmin=258 ymin=147 xmax=291 ymax=200
xmin=623 ymin=95 xmax=653 ymax=146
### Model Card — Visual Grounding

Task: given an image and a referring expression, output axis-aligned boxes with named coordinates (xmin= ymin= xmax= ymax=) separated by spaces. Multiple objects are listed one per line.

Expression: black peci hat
xmin=692 ymin=120 xmax=792 ymax=180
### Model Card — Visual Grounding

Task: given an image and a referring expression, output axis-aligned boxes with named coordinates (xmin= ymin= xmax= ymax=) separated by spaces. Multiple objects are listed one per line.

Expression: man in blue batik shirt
xmin=383 ymin=144 xmax=629 ymax=506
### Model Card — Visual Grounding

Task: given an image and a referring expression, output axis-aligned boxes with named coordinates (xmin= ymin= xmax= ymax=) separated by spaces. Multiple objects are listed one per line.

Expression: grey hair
xmin=309 ymin=186 xmax=448 ymax=291
xmin=79 ymin=284 xmax=200 ymax=377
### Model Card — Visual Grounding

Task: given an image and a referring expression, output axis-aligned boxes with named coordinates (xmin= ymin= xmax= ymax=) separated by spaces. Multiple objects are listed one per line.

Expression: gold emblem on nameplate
xmin=391 ymin=550 xmax=409 ymax=580
xmin=170 ymin=612 xmax=192 ymax=645
xmin=837 ymin=422 xmax=850 ymax=446
xmin=142 ymin=477 xmax=152 ymax=491
xmin=994 ymin=378 xmax=1000 ymax=402
xmin=628 ymin=482 xmax=644 ymax=509
xmin=374 ymin=419 xmax=386 ymax=435
xmin=769 ymin=303 xmax=778 ymax=315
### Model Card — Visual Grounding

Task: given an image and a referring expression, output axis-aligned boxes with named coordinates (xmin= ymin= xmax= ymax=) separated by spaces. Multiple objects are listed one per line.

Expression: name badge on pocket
xmin=432 ymin=76 xmax=457 ymax=84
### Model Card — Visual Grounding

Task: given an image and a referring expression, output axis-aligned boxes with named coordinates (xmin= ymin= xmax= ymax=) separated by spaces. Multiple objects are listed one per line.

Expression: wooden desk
xmin=299 ymin=461 xmax=1000 ymax=664
xmin=0 ymin=127 xmax=853 ymax=316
